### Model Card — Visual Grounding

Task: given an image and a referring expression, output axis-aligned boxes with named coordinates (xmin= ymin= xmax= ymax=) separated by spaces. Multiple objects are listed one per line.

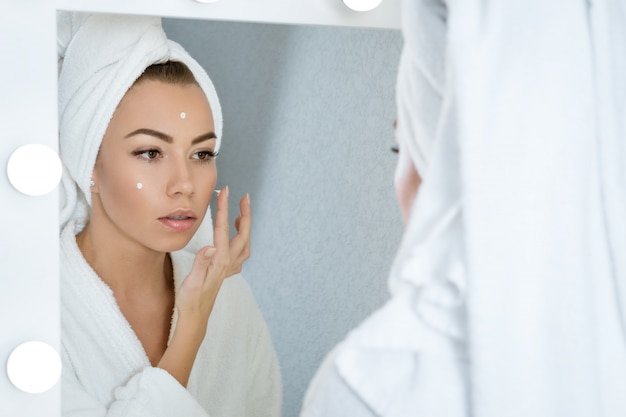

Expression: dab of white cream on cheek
xmin=136 ymin=182 xmax=143 ymax=190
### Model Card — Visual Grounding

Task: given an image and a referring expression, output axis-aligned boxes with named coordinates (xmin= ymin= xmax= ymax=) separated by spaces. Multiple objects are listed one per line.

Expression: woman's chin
xmin=150 ymin=233 xmax=195 ymax=254
xmin=150 ymin=222 xmax=206 ymax=253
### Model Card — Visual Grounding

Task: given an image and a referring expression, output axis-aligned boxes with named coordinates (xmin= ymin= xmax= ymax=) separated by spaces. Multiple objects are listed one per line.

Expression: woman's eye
xmin=193 ymin=150 xmax=218 ymax=161
xmin=133 ymin=149 xmax=161 ymax=161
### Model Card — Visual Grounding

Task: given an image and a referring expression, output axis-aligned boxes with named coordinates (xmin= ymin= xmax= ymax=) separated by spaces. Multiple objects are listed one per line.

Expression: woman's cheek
xmin=394 ymin=153 xmax=421 ymax=224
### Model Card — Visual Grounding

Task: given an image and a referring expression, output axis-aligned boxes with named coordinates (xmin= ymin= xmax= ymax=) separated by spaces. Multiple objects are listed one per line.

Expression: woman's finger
xmin=212 ymin=186 xmax=230 ymax=265
xmin=187 ymin=246 xmax=215 ymax=285
xmin=175 ymin=245 xmax=218 ymax=313
xmin=216 ymin=194 xmax=250 ymax=277
xmin=236 ymin=193 xmax=251 ymax=238
xmin=242 ymin=192 xmax=251 ymax=218
xmin=229 ymin=234 xmax=250 ymax=262
xmin=229 ymin=195 xmax=251 ymax=255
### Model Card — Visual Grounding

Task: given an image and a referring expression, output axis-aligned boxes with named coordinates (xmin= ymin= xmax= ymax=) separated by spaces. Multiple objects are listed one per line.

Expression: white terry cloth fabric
xmin=57 ymin=12 xmax=221 ymax=250
xmin=450 ymin=1 xmax=626 ymax=416
xmin=301 ymin=0 xmax=469 ymax=416
xmin=60 ymin=220 xmax=282 ymax=417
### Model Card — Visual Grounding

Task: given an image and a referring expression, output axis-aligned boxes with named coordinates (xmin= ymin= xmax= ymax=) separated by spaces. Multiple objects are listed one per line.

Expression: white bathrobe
xmin=60 ymin=221 xmax=282 ymax=417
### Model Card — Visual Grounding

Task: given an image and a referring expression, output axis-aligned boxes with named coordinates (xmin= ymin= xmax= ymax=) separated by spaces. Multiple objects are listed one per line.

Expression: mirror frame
xmin=55 ymin=0 xmax=400 ymax=29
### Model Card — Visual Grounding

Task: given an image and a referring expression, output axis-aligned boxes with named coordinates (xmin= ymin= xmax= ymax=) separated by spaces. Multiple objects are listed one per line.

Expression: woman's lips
xmin=158 ymin=216 xmax=196 ymax=232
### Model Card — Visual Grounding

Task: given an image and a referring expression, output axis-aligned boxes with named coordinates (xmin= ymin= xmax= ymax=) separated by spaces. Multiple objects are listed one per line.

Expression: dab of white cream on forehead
xmin=180 ymin=112 xmax=187 ymax=119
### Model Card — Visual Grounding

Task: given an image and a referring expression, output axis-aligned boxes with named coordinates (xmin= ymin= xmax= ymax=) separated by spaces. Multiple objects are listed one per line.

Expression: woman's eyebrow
xmin=124 ymin=129 xmax=216 ymax=144
xmin=125 ymin=128 xmax=173 ymax=143
xmin=191 ymin=132 xmax=217 ymax=144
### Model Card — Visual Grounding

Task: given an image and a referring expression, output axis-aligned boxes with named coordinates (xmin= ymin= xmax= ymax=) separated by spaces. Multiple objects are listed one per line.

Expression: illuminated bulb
xmin=7 ymin=341 xmax=61 ymax=394
xmin=342 ymin=0 xmax=383 ymax=12
xmin=7 ymin=144 xmax=63 ymax=196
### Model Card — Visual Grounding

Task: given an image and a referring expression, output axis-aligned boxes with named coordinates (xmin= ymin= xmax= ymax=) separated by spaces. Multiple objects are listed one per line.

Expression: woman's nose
xmin=166 ymin=159 xmax=194 ymax=197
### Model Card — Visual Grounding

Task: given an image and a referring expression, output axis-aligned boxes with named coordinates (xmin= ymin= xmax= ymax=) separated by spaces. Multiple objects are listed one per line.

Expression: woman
xmin=301 ymin=0 xmax=468 ymax=415
xmin=58 ymin=12 xmax=281 ymax=417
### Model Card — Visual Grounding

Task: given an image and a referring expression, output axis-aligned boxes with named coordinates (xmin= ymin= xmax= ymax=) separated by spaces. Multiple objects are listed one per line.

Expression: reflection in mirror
xmin=162 ymin=18 xmax=403 ymax=416
xmin=57 ymin=10 xmax=402 ymax=417
xmin=57 ymin=12 xmax=280 ymax=417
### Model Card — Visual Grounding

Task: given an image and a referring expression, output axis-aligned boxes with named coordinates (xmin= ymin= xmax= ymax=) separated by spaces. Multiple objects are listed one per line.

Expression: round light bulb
xmin=7 ymin=341 xmax=62 ymax=394
xmin=342 ymin=0 xmax=383 ymax=12
xmin=7 ymin=144 xmax=63 ymax=196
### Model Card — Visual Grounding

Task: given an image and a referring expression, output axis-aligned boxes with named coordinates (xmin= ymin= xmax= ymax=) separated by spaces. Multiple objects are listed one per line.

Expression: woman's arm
xmin=159 ymin=187 xmax=252 ymax=387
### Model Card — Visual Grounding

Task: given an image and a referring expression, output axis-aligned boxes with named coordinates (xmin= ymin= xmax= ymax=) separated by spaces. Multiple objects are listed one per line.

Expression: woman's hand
xmin=176 ymin=186 xmax=251 ymax=317
xmin=158 ymin=186 xmax=251 ymax=386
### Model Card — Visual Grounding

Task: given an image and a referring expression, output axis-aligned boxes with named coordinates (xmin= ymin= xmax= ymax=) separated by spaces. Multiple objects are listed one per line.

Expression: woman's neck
xmin=76 ymin=222 xmax=173 ymax=300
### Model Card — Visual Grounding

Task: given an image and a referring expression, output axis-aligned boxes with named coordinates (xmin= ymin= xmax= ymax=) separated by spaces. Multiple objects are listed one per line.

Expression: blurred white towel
xmin=451 ymin=0 xmax=626 ymax=416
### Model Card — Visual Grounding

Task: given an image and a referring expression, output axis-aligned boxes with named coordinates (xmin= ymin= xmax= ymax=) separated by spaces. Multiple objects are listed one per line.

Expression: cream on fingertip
xmin=214 ymin=186 xmax=229 ymax=197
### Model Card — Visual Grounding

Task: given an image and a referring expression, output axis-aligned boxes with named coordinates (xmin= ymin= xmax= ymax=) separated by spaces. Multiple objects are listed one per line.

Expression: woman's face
xmin=91 ymin=80 xmax=217 ymax=253
xmin=393 ymin=121 xmax=422 ymax=224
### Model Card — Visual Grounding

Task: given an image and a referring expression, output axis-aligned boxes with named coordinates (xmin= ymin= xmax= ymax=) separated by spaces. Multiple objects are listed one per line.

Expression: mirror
xmin=2 ymin=2 xmax=401 ymax=416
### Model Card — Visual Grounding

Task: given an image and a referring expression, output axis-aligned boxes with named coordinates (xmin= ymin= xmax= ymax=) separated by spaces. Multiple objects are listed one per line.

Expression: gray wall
xmin=163 ymin=18 xmax=403 ymax=417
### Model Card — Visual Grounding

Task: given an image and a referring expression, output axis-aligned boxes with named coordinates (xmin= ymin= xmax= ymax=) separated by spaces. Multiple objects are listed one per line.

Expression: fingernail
xmin=225 ymin=185 xmax=229 ymax=198
xmin=246 ymin=192 xmax=251 ymax=206
xmin=204 ymin=247 xmax=216 ymax=258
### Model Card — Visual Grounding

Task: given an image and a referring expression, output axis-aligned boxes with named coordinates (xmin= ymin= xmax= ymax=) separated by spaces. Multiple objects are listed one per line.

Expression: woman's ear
xmin=89 ymin=170 xmax=100 ymax=194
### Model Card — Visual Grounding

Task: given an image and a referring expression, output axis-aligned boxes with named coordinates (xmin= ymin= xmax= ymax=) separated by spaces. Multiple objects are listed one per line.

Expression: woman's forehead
xmin=116 ymin=81 xmax=212 ymax=122
xmin=102 ymin=81 xmax=215 ymax=143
